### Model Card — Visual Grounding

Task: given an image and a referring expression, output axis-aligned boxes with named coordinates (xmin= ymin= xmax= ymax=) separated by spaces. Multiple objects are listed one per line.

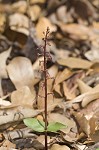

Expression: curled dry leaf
xmin=7 ymin=57 xmax=35 ymax=90
xmin=0 ymin=98 xmax=11 ymax=107
xmin=11 ymin=86 xmax=36 ymax=108
xmin=50 ymin=144 xmax=70 ymax=150
xmin=63 ymin=81 xmax=76 ymax=100
xmin=36 ymin=17 xmax=57 ymax=39
xmin=57 ymin=57 xmax=92 ymax=69
xmin=72 ymin=89 xmax=99 ymax=107
xmin=77 ymin=79 xmax=92 ymax=94
xmin=9 ymin=13 xmax=29 ymax=35
xmin=81 ymin=91 xmax=99 ymax=107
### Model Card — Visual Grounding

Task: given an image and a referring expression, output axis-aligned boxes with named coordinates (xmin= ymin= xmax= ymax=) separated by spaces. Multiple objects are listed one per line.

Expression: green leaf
xmin=47 ymin=122 xmax=67 ymax=132
xmin=96 ymin=148 xmax=99 ymax=150
xmin=23 ymin=118 xmax=45 ymax=132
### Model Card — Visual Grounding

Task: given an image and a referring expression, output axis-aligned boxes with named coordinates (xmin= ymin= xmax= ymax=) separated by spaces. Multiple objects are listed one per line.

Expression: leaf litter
xmin=0 ymin=0 xmax=99 ymax=149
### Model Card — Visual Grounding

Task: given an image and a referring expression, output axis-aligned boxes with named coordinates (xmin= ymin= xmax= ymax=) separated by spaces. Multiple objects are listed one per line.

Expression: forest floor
xmin=0 ymin=0 xmax=99 ymax=149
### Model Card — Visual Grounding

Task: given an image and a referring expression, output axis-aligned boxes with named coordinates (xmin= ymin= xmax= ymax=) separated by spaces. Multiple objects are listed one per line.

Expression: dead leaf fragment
xmin=28 ymin=5 xmax=41 ymax=21
xmin=36 ymin=17 xmax=57 ymax=39
xmin=0 ymin=98 xmax=11 ymax=107
xmin=7 ymin=57 xmax=34 ymax=90
xmin=50 ymin=144 xmax=70 ymax=150
xmin=11 ymin=86 xmax=36 ymax=108
xmin=0 ymin=140 xmax=16 ymax=150
xmin=77 ymin=79 xmax=92 ymax=94
xmin=63 ymin=81 xmax=76 ymax=100
xmin=57 ymin=57 xmax=92 ymax=69
xmin=54 ymin=68 xmax=72 ymax=88
xmin=9 ymin=13 xmax=29 ymax=35
xmin=58 ymin=23 xmax=90 ymax=40
xmin=12 ymin=1 xmax=27 ymax=14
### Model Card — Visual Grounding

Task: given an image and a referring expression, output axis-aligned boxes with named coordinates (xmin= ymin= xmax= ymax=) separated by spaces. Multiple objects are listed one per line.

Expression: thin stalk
xmin=43 ymin=29 xmax=48 ymax=150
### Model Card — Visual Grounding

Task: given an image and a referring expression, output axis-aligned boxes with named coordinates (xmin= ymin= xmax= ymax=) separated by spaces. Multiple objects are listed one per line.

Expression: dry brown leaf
xmin=85 ymin=49 xmax=99 ymax=61
xmin=9 ymin=13 xmax=29 ymax=35
xmin=74 ymin=111 xmax=90 ymax=135
xmin=63 ymin=81 xmax=76 ymax=100
xmin=81 ymin=91 xmax=99 ymax=107
xmin=54 ymin=68 xmax=72 ymax=88
xmin=12 ymin=1 xmax=27 ymax=14
xmin=77 ymin=79 xmax=92 ymax=94
xmin=0 ymin=140 xmax=16 ymax=150
xmin=90 ymin=130 xmax=99 ymax=142
xmin=36 ymin=17 xmax=57 ymax=39
xmin=54 ymin=84 xmax=63 ymax=97
xmin=48 ymin=113 xmax=75 ymax=134
xmin=73 ymin=99 xmax=99 ymax=136
xmin=11 ymin=86 xmax=36 ymax=108
xmin=71 ymin=90 xmax=99 ymax=107
xmin=28 ymin=5 xmax=41 ymax=21
xmin=58 ymin=23 xmax=90 ymax=40
xmin=91 ymin=62 xmax=99 ymax=72
xmin=50 ymin=144 xmax=70 ymax=150
xmin=57 ymin=57 xmax=92 ymax=69
xmin=7 ymin=57 xmax=35 ymax=90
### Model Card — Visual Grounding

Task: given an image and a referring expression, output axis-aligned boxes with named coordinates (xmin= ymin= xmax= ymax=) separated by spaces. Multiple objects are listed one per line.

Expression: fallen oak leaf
xmin=7 ymin=57 xmax=35 ymax=90
xmin=57 ymin=57 xmax=93 ymax=69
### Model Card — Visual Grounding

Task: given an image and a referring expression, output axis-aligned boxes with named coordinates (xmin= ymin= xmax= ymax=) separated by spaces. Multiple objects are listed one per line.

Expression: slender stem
xmin=43 ymin=30 xmax=48 ymax=150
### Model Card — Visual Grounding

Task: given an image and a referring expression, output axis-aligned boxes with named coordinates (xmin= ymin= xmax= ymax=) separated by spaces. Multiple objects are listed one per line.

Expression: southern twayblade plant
xmin=23 ymin=27 xmax=67 ymax=150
